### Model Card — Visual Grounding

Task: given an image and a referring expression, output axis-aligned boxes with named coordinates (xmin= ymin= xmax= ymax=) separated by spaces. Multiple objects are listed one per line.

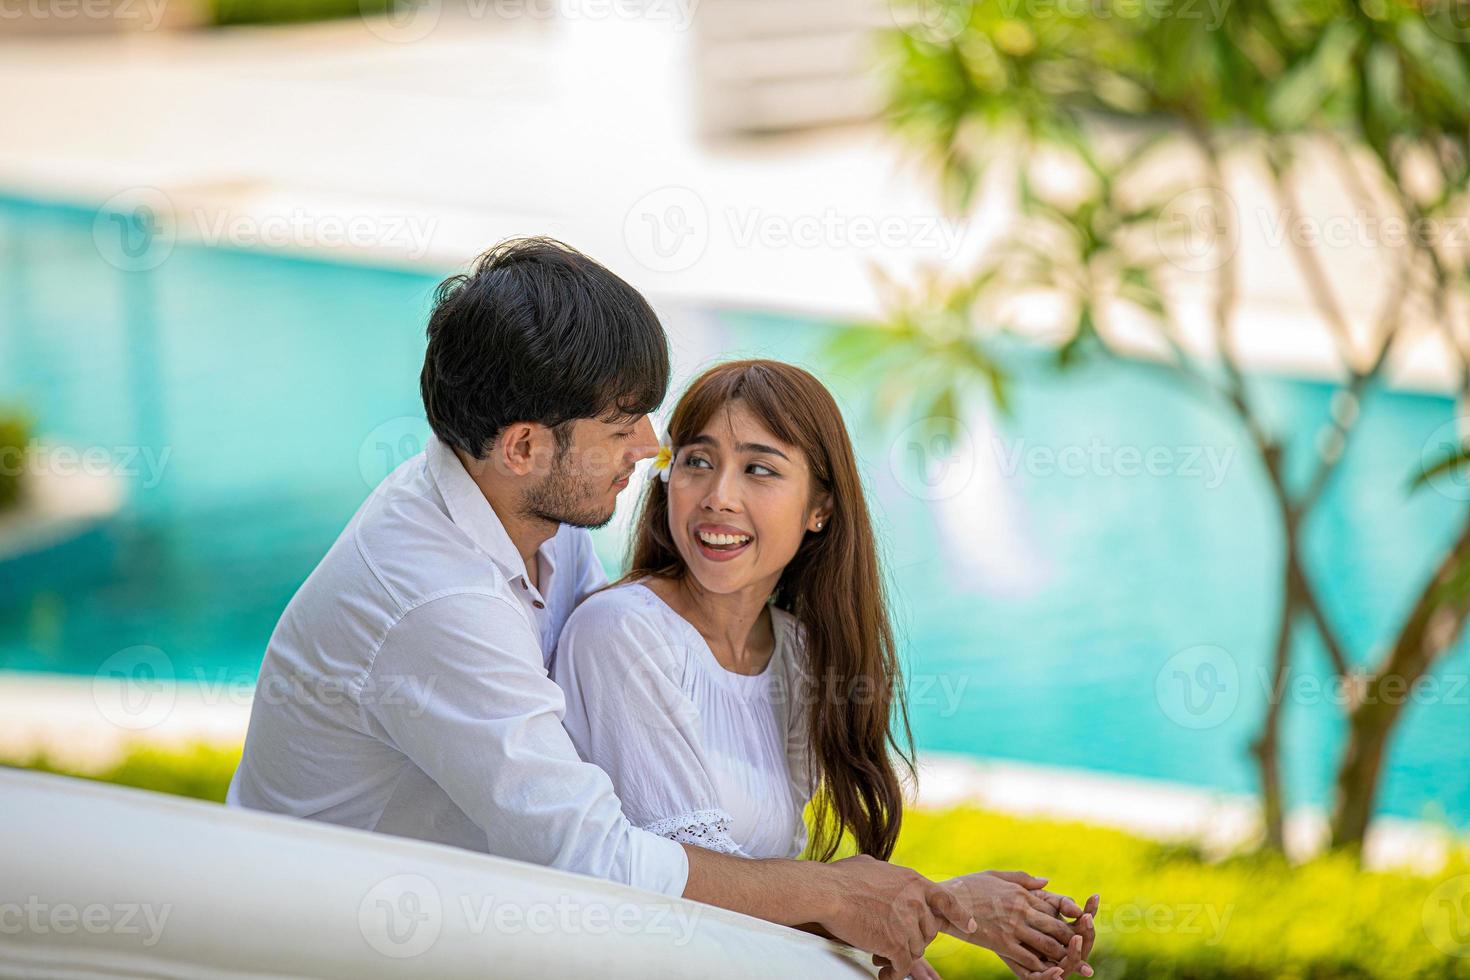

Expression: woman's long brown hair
xmin=620 ymin=359 xmax=914 ymax=861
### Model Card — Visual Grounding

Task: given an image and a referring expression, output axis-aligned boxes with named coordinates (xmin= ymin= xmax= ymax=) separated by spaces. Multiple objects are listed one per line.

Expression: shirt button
xmin=520 ymin=580 xmax=528 ymax=590
xmin=533 ymin=600 xmax=545 ymax=609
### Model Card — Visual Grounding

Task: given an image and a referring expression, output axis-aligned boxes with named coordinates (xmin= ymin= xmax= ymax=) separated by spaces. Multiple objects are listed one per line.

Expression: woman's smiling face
xmin=666 ymin=400 xmax=829 ymax=596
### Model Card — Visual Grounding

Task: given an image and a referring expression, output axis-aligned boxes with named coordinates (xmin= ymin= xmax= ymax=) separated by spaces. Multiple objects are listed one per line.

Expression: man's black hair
xmin=420 ymin=237 xmax=670 ymax=458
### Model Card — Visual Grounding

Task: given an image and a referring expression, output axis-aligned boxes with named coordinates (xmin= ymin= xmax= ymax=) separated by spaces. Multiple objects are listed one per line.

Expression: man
xmin=229 ymin=238 xmax=1095 ymax=980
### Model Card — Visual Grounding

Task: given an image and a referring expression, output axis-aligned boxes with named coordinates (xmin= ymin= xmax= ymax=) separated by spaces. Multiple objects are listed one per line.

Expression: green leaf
xmin=1265 ymin=20 xmax=1363 ymax=130
xmin=1394 ymin=19 xmax=1470 ymax=121
xmin=1411 ymin=441 xmax=1470 ymax=492
xmin=1056 ymin=305 xmax=1098 ymax=369
xmin=1431 ymin=550 xmax=1470 ymax=609
xmin=1118 ymin=269 xmax=1169 ymax=318
xmin=925 ymin=387 xmax=961 ymax=437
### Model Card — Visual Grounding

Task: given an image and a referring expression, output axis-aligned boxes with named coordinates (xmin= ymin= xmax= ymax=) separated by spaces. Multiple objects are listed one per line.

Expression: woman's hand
xmin=992 ymin=872 xmax=1099 ymax=978
xmin=939 ymin=870 xmax=1098 ymax=977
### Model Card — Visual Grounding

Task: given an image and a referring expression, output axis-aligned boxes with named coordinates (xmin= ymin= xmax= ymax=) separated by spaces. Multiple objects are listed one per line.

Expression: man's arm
xmin=363 ymin=592 xmax=690 ymax=894
xmin=683 ymin=852 xmax=1099 ymax=980
xmin=682 ymin=847 xmax=973 ymax=980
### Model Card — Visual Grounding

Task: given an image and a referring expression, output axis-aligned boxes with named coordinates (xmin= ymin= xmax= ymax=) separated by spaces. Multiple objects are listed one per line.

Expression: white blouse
xmin=553 ymin=582 xmax=814 ymax=860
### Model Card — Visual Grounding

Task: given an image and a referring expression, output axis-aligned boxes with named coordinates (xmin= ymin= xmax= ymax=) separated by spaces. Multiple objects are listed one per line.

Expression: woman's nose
xmin=702 ymin=465 xmax=740 ymax=513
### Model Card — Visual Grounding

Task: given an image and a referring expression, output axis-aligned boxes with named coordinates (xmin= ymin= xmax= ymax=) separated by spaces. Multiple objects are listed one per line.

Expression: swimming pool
xmin=2 ymin=193 xmax=1465 ymax=828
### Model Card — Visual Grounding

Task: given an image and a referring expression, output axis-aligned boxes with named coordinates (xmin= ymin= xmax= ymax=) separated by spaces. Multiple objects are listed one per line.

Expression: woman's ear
xmin=809 ymin=493 xmax=834 ymax=532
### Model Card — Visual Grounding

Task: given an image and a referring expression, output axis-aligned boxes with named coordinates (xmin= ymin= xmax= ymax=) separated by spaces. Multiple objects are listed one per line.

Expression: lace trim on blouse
xmin=643 ymin=807 xmax=742 ymax=854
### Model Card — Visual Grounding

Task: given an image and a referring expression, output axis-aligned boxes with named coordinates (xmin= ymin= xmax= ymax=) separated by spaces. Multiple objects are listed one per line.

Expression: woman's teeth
xmin=697 ymin=531 xmax=751 ymax=548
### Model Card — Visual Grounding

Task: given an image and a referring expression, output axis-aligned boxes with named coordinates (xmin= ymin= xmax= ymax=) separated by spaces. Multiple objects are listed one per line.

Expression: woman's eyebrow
xmin=740 ymin=442 xmax=790 ymax=461
xmin=687 ymin=433 xmax=791 ymax=461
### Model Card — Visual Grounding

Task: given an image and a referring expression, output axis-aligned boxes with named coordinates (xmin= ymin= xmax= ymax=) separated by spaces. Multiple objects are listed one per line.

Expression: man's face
xmin=521 ymin=414 xmax=659 ymax=528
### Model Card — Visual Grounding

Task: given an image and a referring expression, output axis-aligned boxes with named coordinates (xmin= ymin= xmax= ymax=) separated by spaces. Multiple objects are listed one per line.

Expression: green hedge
xmin=8 ymin=744 xmax=1466 ymax=978
xmin=209 ymin=0 xmax=391 ymax=26
xmin=892 ymin=807 xmax=1467 ymax=980
xmin=8 ymin=742 xmax=241 ymax=803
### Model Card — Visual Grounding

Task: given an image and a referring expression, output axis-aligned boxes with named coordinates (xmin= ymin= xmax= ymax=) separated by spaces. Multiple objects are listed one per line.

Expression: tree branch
xmin=1264 ymin=139 xmax=1360 ymax=368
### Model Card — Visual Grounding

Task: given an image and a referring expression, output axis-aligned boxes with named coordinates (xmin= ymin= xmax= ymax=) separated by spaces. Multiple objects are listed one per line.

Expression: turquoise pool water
xmin=3 ymin=193 xmax=1466 ymax=828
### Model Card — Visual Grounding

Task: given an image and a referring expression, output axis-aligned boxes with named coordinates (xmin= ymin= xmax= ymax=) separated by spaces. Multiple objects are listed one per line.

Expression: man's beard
xmin=520 ymin=453 xmax=617 ymax=530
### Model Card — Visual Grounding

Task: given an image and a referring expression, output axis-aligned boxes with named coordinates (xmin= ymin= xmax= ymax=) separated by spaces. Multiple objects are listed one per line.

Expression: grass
xmin=7 ymin=742 xmax=1468 ymax=978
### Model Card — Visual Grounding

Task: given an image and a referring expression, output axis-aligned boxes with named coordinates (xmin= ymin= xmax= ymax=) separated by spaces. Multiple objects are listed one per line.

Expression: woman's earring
xmin=815 ymin=521 xmax=823 ymax=530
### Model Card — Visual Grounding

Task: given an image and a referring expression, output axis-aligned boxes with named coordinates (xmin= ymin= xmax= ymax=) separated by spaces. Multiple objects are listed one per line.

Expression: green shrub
xmin=209 ymin=0 xmax=390 ymax=26
xmin=8 ymin=745 xmax=1466 ymax=978
xmin=6 ymin=742 xmax=241 ymax=803
xmin=0 ymin=413 xmax=30 ymax=512
xmin=892 ymin=807 xmax=1469 ymax=980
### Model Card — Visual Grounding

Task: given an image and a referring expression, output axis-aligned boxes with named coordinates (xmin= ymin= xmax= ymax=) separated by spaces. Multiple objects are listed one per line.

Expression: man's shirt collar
xmin=426 ymin=433 xmax=541 ymax=583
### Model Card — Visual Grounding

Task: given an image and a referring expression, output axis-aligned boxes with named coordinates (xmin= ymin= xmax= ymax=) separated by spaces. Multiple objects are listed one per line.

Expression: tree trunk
xmin=1247 ymin=443 xmax=1299 ymax=853
xmin=1330 ymin=515 xmax=1470 ymax=850
xmin=1252 ymin=558 xmax=1299 ymax=853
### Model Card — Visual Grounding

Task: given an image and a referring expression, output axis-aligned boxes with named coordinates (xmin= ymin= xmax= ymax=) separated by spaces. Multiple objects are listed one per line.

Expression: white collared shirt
xmin=226 ymin=435 xmax=689 ymax=896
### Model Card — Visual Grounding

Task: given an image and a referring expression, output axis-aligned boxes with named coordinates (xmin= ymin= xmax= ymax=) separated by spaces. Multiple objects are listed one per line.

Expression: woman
xmin=554 ymin=360 xmax=1095 ymax=979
